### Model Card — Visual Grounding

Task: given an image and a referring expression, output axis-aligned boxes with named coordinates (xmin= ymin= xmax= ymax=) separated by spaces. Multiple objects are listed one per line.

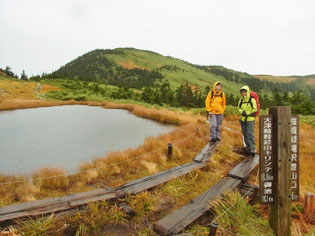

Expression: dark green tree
xmin=290 ymin=91 xmax=315 ymax=115
xmin=21 ymin=70 xmax=28 ymax=80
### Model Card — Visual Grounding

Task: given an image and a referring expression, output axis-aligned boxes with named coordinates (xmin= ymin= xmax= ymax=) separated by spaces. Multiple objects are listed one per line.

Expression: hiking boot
xmin=210 ymin=138 xmax=217 ymax=143
xmin=241 ymin=147 xmax=250 ymax=154
xmin=249 ymin=149 xmax=257 ymax=156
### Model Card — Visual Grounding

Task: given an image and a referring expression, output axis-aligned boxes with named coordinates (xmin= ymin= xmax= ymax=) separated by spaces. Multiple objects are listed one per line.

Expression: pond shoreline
xmin=0 ymin=99 xmax=203 ymax=176
xmin=0 ymin=105 xmax=176 ymax=174
xmin=0 ymin=99 xmax=104 ymax=112
xmin=0 ymin=98 xmax=208 ymax=210
xmin=0 ymin=99 xmax=196 ymax=125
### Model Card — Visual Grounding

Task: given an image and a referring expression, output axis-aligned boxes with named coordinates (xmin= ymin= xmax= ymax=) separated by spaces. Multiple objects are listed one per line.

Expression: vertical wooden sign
xmin=259 ymin=108 xmax=299 ymax=235
xmin=290 ymin=115 xmax=299 ymax=201
xmin=268 ymin=107 xmax=292 ymax=236
xmin=259 ymin=115 xmax=274 ymax=203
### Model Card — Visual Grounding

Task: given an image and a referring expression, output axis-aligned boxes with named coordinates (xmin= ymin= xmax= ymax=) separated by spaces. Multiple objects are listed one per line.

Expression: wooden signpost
xmin=259 ymin=107 xmax=299 ymax=236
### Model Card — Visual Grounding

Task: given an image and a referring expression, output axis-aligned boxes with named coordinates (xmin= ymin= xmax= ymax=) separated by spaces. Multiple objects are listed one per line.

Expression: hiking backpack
xmin=210 ymin=91 xmax=223 ymax=99
xmin=239 ymin=91 xmax=260 ymax=117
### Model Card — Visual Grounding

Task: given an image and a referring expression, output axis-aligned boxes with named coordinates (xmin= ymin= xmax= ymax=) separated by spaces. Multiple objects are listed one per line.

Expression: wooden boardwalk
xmin=0 ymin=142 xmax=220 ymax=225
xmin=154 ymin=154 xmax=259 ymax=235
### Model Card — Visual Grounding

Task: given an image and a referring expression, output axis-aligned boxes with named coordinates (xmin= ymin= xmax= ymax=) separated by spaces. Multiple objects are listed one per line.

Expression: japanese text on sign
xmin=291 ymin=115 xmax=299 ymax=201
xmin=260 ymin=116 xmax=274 ymax=203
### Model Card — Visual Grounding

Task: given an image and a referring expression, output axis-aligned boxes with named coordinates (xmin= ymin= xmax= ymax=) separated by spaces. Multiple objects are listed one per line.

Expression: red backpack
xmin=239 ymin=91 xmax=260 ymax=117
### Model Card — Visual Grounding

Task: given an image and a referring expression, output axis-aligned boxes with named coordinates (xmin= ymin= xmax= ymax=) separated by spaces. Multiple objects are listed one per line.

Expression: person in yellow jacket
xmin=205 ymin=81 xmax=226 ymax=142
xmin=238 ymin=85 xmax=257 ymax=155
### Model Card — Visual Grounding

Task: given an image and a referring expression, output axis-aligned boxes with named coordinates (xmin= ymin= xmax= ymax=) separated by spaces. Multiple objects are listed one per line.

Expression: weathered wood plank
xmin=193 ymin=141 xmax=220 ymax=163
xmin=119 ymin=162 xmax=205 ymax=195
xmin=0 ymin=203 xmax=70 ymax=224
xmin=227 ymin=154 xmax=259 ymax=181
xmin=0 ymin=190 xmax=118 ymax=224
xmin=193 ymin=143 xmax=212 ymax=162
xmin=154 ymin=177 xmax=242 ymax=235
xmin=69 ymin=191 xmax=120 ymax=208
xmin=0 ymin=188 xmax=114 ymax=216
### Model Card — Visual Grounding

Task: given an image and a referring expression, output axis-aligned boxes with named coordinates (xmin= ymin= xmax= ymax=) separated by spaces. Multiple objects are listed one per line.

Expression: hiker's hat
xmin=240 ymin=88 xmax=247 ymax=92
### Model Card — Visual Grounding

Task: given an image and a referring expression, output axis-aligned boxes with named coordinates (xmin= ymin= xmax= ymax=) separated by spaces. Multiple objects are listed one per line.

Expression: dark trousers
xmin=240 ymin=120 xmax=256 ymax=151
xmin=210 ymin=114 xmax=223 ymax=140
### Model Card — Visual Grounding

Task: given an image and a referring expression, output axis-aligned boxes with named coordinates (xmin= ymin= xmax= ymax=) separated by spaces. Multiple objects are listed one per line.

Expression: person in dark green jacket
xmin=238 ymin=85 xmax=257 ymax=155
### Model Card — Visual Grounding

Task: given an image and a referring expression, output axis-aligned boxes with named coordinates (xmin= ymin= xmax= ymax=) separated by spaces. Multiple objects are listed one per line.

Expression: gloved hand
xmin=242 ymin=111 xmax=247 ymax=116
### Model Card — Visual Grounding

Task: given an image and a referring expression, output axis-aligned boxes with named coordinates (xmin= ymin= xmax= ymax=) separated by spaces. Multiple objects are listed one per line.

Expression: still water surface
xmin=0 ymin=105 xmax=174 ymax=174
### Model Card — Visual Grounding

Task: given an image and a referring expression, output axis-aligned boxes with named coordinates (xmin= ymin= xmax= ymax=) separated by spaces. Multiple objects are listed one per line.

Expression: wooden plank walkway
xmin=153 ymin=154 xmax=259 ymax=235
xmin=228 ymin=154 xmax=259 ymax=181
xmin=193 ymin=142 xmax=219 ymax=163
xmin=154 ymin=177 xmax=241 ymax=235
xmin=119 ymin=162 xmax=206 ymax=195
xmin=0 ymin=142 xmax=218 ymax=225
xmin=0 ymin=188 xmax=120 ymax=224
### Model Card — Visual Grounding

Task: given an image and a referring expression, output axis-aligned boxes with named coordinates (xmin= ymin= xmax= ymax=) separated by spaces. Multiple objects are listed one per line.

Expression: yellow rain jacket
xmin=238 ymin=85 xmax=257 ymax=122
xmin=205 ymin=81 xmax=226 ymax=114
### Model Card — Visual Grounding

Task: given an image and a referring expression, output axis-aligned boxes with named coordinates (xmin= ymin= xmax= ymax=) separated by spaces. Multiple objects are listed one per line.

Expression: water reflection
xmin=0 ymin=105 xmax=174 ymax=174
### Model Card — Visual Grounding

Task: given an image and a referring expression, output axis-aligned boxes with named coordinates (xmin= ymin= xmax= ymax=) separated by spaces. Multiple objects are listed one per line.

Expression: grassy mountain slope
xmin=48 ymin=48 xmax=242 ymax=95
xmin=45 ymin=47 xmax=315 ymax=101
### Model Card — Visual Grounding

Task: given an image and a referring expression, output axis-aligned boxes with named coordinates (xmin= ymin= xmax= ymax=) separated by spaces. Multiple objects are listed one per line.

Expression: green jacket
xmin=238 ymin=85 xmax=257 ymax=122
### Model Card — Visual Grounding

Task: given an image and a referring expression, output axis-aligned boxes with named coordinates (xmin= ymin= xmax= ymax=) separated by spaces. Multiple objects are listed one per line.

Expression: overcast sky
xmin=0 ymin=0 xmax=315 ymax=77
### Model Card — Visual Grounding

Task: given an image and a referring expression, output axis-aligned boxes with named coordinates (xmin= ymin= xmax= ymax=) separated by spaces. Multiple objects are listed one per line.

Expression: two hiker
xmin=205 ymin=82 xmax=257 ymax=155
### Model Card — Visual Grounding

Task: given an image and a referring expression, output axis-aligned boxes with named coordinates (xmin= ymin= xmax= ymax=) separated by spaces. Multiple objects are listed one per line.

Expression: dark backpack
xmin=210 ymin=91 xmax=223 ymax=100
xmin=239 ymin=91 xmax=260 ymax=117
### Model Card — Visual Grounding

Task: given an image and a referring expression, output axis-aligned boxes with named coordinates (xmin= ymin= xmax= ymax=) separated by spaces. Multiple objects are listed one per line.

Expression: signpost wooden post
xmin=259 ymin=106 xmax=299 ymax=236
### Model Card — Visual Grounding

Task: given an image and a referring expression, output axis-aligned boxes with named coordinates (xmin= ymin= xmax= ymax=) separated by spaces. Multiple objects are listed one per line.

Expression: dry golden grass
xmin=14 ymin=182 xmax=40 ymax=202
xmin=31 ymin=167 xmax=69 ymax=190
xmin=0 ymin=79 xmax=60 ymax=102
xmin=299 ymin=124 xmax=315 ymax=195
xmin=140 ymin=160 xmax=158 ymax=174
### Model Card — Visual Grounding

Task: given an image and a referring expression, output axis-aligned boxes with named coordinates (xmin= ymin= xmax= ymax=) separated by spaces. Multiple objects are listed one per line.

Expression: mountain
xmin=45 ymin=48 xmax=315 ymax=100
xmin=46 ymin=48 xmax=245 ymax=95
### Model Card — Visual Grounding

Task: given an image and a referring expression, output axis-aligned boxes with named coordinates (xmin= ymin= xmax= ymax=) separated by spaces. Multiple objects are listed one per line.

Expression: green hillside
xmin=199 ymin=66 xmax=315 ymax=97
xmin=44 ymin=48 xmax=315 ymax=100
xmin=27 ymin=47 xmax=314 ymax=114
xmin=45 ymin=48 xmax=242 ymax=95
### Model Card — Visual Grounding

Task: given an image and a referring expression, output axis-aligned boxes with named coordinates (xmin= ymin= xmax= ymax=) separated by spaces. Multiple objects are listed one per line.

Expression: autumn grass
xmin=15 ymin=213 xmax=55 ymax=236
xmin=210 ymin=191 xmax=274 ymax=236
xmin=2 ymin=114 xmax=314 ymax=235
xmin=1 ymin=76 xmax=314 ymax=235
xmin=0 ymin=77 xmax=60 ymax=102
